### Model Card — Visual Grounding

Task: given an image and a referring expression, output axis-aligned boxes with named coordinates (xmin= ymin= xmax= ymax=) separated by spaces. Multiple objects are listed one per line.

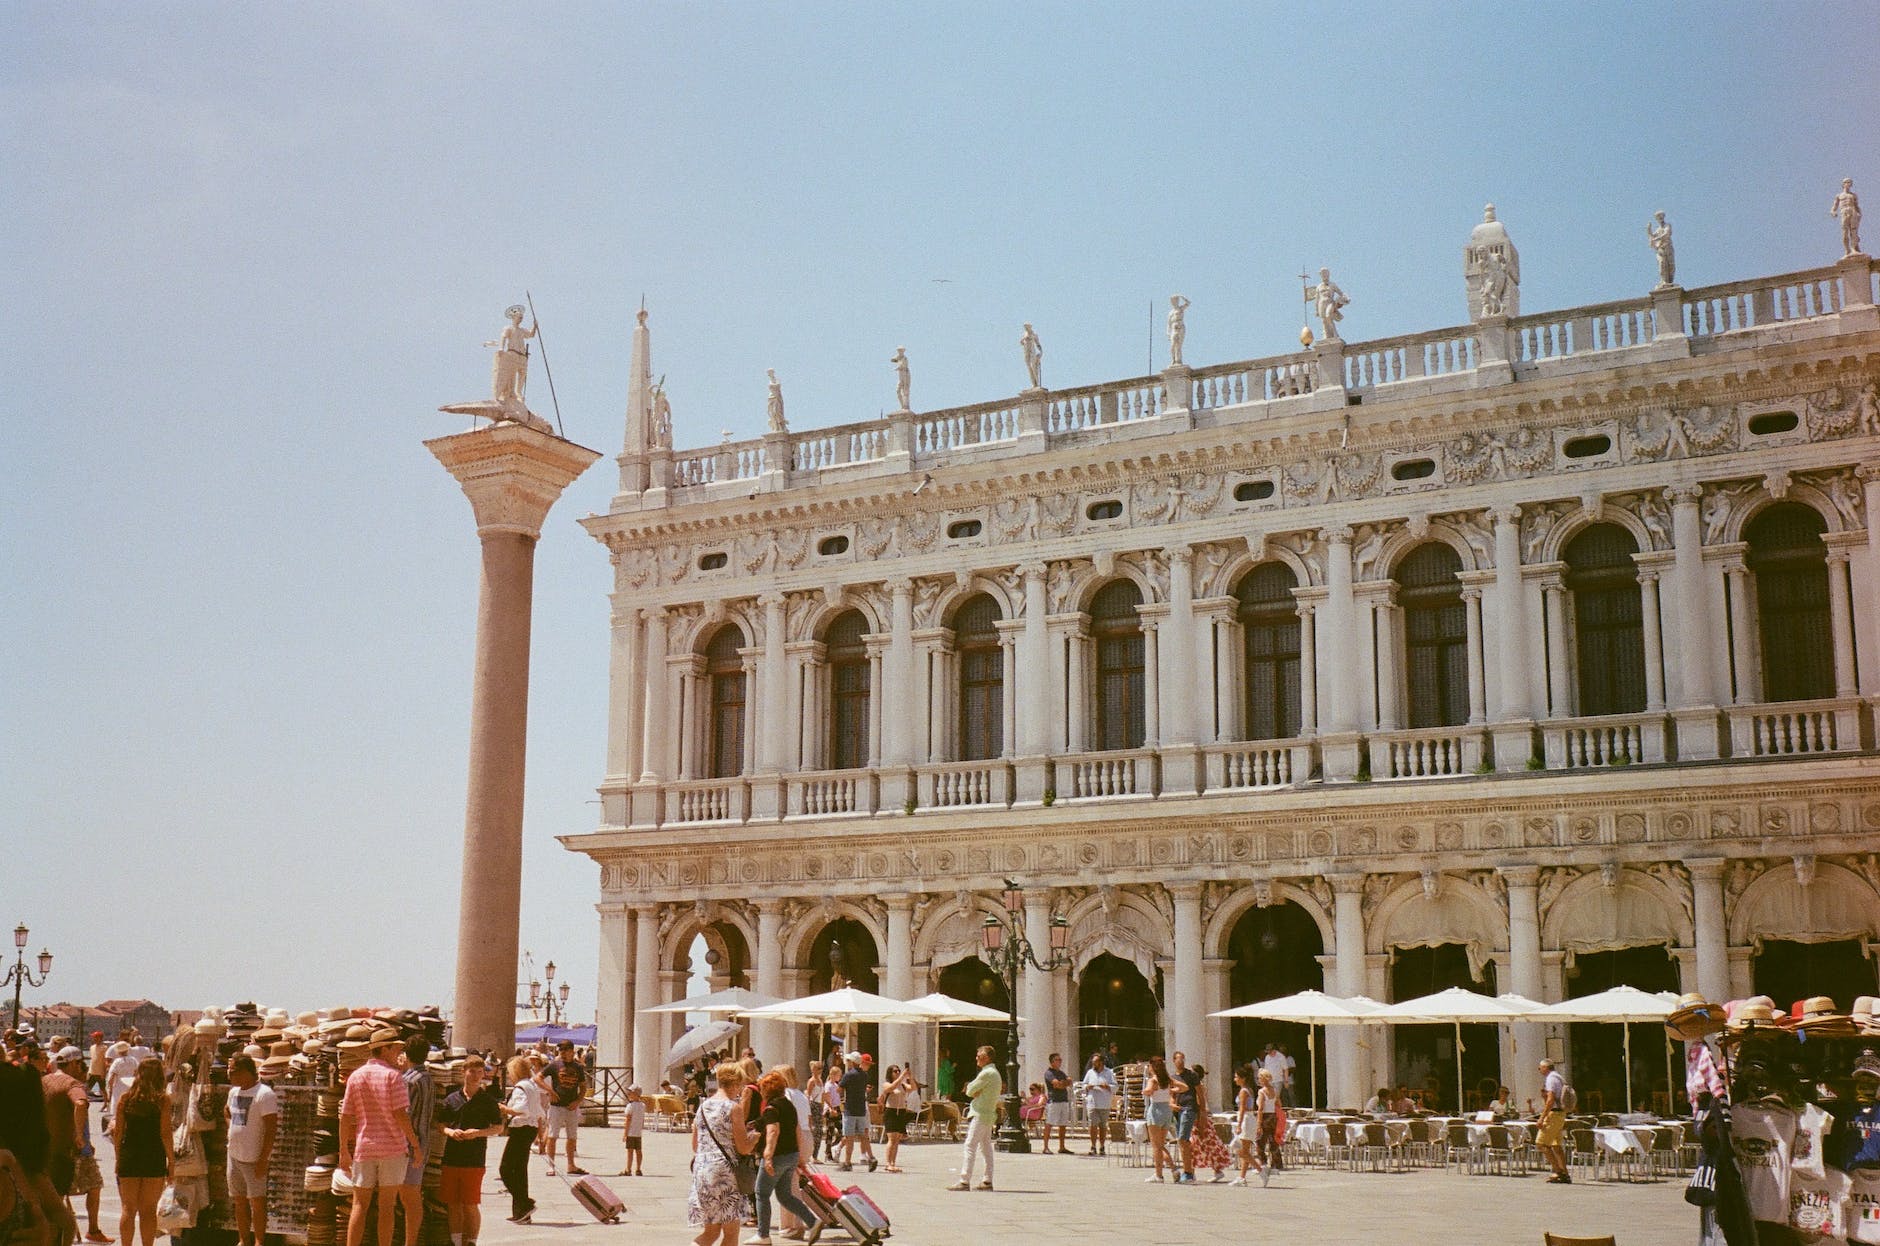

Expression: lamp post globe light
xmin=7 ymin=923 xmax=54 ymax=1032
xmin=980 ymin=881 xmax=1070 ymax=1154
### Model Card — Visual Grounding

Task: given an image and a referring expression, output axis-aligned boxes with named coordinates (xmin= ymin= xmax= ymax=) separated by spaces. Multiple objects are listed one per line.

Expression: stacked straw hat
xmin=1665 ymin=993 xmax=1725 ymax=1042
xmin=1726 ymin=995 xmax=1780 ymax=1034
xmin=1852 ymin=997 xmax=1880 ymax=1037
xmin=1792 ymin=996 xmax=1857 ymax=1039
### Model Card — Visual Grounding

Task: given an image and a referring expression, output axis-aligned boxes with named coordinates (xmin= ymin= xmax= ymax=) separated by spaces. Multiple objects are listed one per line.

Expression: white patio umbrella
xmin=1376 ymin=987 xmax=1541 ymax=1113
xmin=741 ymin=988 xmax=942 ymax=1024
xmin=1211 ymin=990 xmax=1385 ymax=1108
xmin=663 ymin=1020 xmax=744 ymax=1071
xmin=1537 ymin=985 xmax=1678 ymax=1113
xmin=906 ymin=992 xmax=1012 ymax=1022
xmin=646 ymin=987 xmax=784 ymax=1015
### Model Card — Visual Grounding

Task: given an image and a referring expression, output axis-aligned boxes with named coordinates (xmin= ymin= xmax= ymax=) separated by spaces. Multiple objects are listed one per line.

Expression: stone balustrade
xmin=1724 ymin=697 xmax=1866 ymax=757
xmin=1540 ymin=711 xmax=1671 ymax=769
xmin=631 ymin=260 xmax=1874 ymax=499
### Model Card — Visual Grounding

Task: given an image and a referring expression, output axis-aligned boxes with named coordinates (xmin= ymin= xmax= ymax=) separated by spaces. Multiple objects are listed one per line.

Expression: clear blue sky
xmin=4 ymin=2 xmax=1872 ymax=1019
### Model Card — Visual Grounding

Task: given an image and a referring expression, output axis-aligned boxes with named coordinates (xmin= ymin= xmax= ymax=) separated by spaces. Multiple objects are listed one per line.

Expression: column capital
xmin=1857 ymin=462 xmax=1880 ymax=484
xmin=1497 ymin=865 xmax=1541 ymax=889
xmin=1460 ymin=585 xmax=1484 ymax=604
xmin=1687 ymin=857 xmax=1729 ymax=883
xmin=887 ymin=575 xmax=914 ymax=596
xmin=1165 ymin=881 xmax=1206 ymax=903
xmin=1328 ymin=872 xmax=1367 ymax=897
xmin=1018 ymin=560 xmax=1048 ymax=580
xmin=639 ymin=605 xmax=667 ymax=624
xmin=758 ymin=591 xmax=786 ymax=609
xmin=1491 ymin=505 xmax=1522 ymax=528
xmin=753 ymin=897 xmax=788 ymax=916
xmin=1164 ymin=543 xmax=1193 ymax=565
xmin=1666 ymin=483 xmax=1702 ymax=507
xmin=595 ymin=900 xmax=633 ymax=917
xmin=882 ymin=892 xmax=918 ymax=913
xmin=426 ymin=424 xmax=602 ymax=538
xmin=1320 ymin=525 xmax=1354 ymax=546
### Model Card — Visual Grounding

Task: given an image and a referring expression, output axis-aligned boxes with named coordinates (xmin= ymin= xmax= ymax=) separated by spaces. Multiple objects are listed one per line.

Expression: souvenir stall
xmin=1671 ymin=993 xmax=1880 ymax=1244
xmin=155 ymin=1004 xmax=458 ymax=1246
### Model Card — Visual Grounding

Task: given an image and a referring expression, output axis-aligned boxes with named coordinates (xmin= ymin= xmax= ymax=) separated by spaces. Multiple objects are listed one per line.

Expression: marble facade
xmin=565 ymin=211 xmax=1880 ymax=1111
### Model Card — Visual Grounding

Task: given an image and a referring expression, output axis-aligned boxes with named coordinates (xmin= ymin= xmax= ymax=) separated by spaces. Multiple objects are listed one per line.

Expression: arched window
xmin=952 ymin=594 xmax=1004 ymax=761
xmin=703 ymin=625 xmax=747 ymax=778
xmin=1236 ymin=563 xmax=1301 ymax=740
xmin=1399 ymin=543 xmax=1467 ymax=729
xmin=1746 ymin=504 xmax=1833 ymax=702
xmin=824 ymin=610 xmax=870 ymax=770
xmin=1563 ymin=524 xmax=1646 ymax=716
xmin=1090 ymin=580 xmax=1146 ymax=751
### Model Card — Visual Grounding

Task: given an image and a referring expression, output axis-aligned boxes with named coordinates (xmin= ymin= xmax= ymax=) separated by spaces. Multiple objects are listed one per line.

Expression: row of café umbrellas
xmin=1214 ymin=985 xmax=1681 ymax=1112
xmin=656 ymin=986 xmax=1013 ymax=1072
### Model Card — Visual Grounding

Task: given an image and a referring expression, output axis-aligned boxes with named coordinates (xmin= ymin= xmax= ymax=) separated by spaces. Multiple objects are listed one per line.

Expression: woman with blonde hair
xmin=497 ymin=1055 xmax=545 ymax=1223
xmin=111 ymin=1058 xmax=171 ymax=1246
xmin=689 ymin=1061 xmax=754 ymax=1246
xmin=1141 ymin=1055 xmax=1175 ymax=1183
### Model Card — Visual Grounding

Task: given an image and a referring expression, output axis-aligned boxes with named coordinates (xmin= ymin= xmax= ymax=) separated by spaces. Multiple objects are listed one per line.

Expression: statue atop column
xmin=1167 ymin=295 xmax=1191 ymax=366
xmin=438 ymin=304 xmax=553 ymax=433
xmin=1020 ymin=323 xmax=1043 ymax=389
xmin=1306 ymin=268 xmax=1349 ymax=341
xmin=1647 ymin=212 xmax=1676 ymax=287
xmin=1832 ymin=178 xmax=1863 ymax=256
xmin=891 ymin=347 xmax=912 ymax=412
xmin=1477 ymin=250 xmax=1512 ymax=317
xmin=766 ymin=369 xmax=788 ymax=433
xmin=651 ymin=380 xmax=673 ymax=450
xmin=1464 ymin=203 xmax=1521 ymax=320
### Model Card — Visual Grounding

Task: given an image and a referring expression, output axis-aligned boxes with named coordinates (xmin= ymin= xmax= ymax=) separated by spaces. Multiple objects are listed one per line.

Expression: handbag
xmin=700 ymin=1104 xmax=758 ymax=1197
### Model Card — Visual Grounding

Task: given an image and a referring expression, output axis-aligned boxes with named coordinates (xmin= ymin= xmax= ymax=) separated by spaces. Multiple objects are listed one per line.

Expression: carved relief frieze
xmin=989 ymin=497 xmax=1031 ymax=544
xmin=856 ymin=516 xmax=897 ymax=559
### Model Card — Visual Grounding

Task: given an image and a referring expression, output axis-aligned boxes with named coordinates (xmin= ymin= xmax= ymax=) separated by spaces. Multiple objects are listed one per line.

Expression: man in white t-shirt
xmin=1261 ymin=1047 xmax=1287 ymax=1107
xmin=1081 ymin=1054 xmax=1117 ymax=1157
xmin=225 ymin=1053 xmax=281 ymax=1246
xmin=619 ymin=1086 xmax=647 ymax=1177
xmin=1536 ymin=1060 xmax=1570 ymax=1184
xmin=1278 ymin=1045 xmax=1298 ymax=1108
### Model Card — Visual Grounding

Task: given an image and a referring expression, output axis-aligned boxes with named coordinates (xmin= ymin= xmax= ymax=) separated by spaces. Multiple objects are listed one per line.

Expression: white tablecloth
xmin=1594 ymin=1127 xmax=1644 ymax=1155
xmin=1292 ymin=1122 xmax=1331 ymax=1152
xmin=1467 ymin=1122 xmax=1532 ymax=1147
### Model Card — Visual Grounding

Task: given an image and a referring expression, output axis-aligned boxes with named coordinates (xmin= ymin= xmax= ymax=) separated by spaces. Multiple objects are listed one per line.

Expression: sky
xmin=3 ymin=2 xmax=1873 ymax=1021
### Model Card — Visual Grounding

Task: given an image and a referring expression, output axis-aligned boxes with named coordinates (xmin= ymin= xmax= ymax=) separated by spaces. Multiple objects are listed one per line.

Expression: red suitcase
xmin=565 ymin=1173 xmax=625 ymax=1223
xmin=805 ymin=1170 xmax=843 ymax=1202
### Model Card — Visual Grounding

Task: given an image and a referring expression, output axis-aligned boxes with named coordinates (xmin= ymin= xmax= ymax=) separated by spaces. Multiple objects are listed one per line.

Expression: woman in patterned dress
xmin=1186 ymin=1065 xmax=1235 ymax=1181
xmin=688 ymin=1061 xmax=753 ymax=1246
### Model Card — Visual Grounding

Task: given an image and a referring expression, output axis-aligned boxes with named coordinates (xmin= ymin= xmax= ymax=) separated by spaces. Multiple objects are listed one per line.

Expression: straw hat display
xmin=1793 ymin=996 xmax=1858 ymax=1039
xmin=1726 ymin=995 xmax=1780 ymax=1034
xmin=1853 ymin=997 xmax=1880 ymax=1037
xmin=1665 ymin=993 xmax=1726 ymax=1042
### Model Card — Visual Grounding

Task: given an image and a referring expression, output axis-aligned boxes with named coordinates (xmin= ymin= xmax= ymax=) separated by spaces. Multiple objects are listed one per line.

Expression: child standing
xmin=619 ymin=1086 xmax=646 ymax=1176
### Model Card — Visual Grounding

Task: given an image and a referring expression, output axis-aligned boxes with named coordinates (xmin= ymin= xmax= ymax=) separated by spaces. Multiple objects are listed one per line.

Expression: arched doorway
xmin=934 ymin=957 xmax=1009 ymax=1093
xmin=1226 ymin=901 xmax=1326 ymax=1106
xmin=807 ymin=918 xmax=881 ymax=1064
xmin=1564 ymin=946 xmax=1677 ymax=1115
xmin=1754 ymin=940 xmax=1876 ymax=1013
xmin=1076 ymin=953 xmax=1161 ymax=1065
xmin=1390 ymin=944 xmax=1498 ymax=1111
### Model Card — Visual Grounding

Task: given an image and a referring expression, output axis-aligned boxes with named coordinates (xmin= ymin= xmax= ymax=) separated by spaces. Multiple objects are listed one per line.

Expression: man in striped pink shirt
xmin=341 ymin=1033 xmax=422 ymax=1246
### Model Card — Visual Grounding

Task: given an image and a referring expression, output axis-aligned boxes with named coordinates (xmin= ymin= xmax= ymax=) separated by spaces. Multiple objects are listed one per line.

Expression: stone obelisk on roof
xmin=430 ymin=306 xmax=599 ymax=1054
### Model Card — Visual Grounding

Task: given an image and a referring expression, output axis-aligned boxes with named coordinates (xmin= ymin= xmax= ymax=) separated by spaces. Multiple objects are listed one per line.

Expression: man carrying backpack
xmin=1536 ymin=1059 xmax=1571 ymax=1184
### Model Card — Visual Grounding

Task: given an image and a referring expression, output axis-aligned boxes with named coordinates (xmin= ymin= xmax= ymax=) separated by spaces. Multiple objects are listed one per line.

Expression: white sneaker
xmin=1144 ymin=1174 xmax=1163 ymax=1183
xmin=1210 ymin=1170 xmax=1227 ymax=1183
xmin=1229 ymin=1176 xmax=1247 ymax=1186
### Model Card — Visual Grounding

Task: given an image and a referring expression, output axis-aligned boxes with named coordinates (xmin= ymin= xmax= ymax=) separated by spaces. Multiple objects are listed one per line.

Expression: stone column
xmin=1328 ymin=875 xmax=1368 ymax=1107
xmin=881 ymin=578 xmax=916 ymax=809
xmin=1690 ymin=859 xmax=1730 ymax=1005
xmin=1501 ymin=867 xmax=1544 ymax=1107
xmin=1169 ymin=883 xmax=1206 ymax=1060
xmin=595 ymin=901 xmax=633 ymax=1068
xmin=1542 ymin=578 xmax=1572 ymax=717
xmin=1373 ymin=594 xmax=1401 ymax=731
xmin=1858 ymin=466 xmax=1880 ymax=696
xmin=631 ymin=905 xmax=664 ymax=1083
xmin=753 ymin=900 xmax=787 ymax=1062
xmin=1826 ymin=550 xmax=1858 ymax=696
xmin=1022 ymin=893 xmax=1057 ymax=1079
xmin=1462 ymin=587 xmax=1488 ymax=724
xmin=758 ymin=594 xmax=789 ymax=771
xmin=426 ymin=424 xmax=599 ymax=1054
xmin=1725 ymin=564 xmax=1758 ymax=703
xmin=1297 ymin=601 xmax=1319 ymax=734
xmin=1164 ymin=547 xmax=1197 ymax=745
xmin=881 ymin=895 xmax=918 ymax=1078
xmin=1319 ymin=528 xmax=1362 ymax=780
xmin=605 ymin=604 xmax=644 ymax=788
xmin=1638 ymin=571 xmax=1666 ymax=711
xmin=1141 ymin=618 xmax=1162 ymax=747
xmin=1667 ymin=486 xmax=1721 ymax=757
xmin=638 ymin=609 xmax=670 ymax=782
xmin=1017 ymin=562 xmax=1050 ymax=755
xmin=1492 ymin=508 xmax=1531 ymax=719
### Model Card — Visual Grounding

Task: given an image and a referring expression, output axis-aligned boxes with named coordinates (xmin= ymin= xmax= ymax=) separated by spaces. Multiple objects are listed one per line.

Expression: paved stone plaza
xmin=468 ymin=1125 xmax=1685 ymax=1245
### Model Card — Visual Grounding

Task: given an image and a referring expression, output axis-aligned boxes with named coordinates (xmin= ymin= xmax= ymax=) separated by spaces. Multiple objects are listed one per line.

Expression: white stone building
xmin=565 ymin=208 xmax=1880 ymax=1114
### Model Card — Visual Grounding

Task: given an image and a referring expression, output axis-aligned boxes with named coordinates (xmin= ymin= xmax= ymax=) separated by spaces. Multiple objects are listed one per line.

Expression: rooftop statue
xmin=1477 ymin=250 xmax=1512 ymax=318
xmin=891 ymin=347 xmax=911 ymax=412
xmin=766 ymin=369 xmax=788 ymax=434
xmin=651 ymin=381 xmax=673 ymax=450
xmin=1167 ymin=295 xmax=1191 ymax=366
xmin=1647 ymin=212 xmax=1676 ymax=287
xmin=1021 ymin=323 xmax=1043 ymax=389
xmin=1308 ymin=267 xmax=1349 ymax=341
xmin=438 ymin=303 xmax=554 ymax=432
xmin=1465 ymin=203 xmax=1521 ymax=320
xmin=1832 ymin=178 xmax=1863 ymax=256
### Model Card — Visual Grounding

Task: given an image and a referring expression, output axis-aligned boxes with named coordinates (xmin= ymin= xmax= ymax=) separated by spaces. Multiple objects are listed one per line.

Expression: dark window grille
xmin=704 ymin=625 xmax=747 ymax=778
xmin=1746 ymin=504 xmax=1834 ymax=702
xmin=1090 ymin=580 xmax=1146 ymax=751
xmin=1563 ymin=524 xmax=1646 ymax=716
xmin=825 ymin=610 xmax=870 ymax=770
xmin=1235 ymin=563 xmax=1301 ymax=740
xmin=1398 ymin=543 xmax=1468 ymax=729
xmin=953 ymin=594 xmax=1004 ymax=761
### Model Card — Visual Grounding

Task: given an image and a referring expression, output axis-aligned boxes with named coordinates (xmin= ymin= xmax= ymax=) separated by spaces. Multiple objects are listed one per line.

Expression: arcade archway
xmin=1390 ymin=944 xmax=1498 ymax=1111
xmin=934 ymin=956 xmax=1009 ymax=1091
xmin=1226 ymin=901 xmax=1326 ymax=1105
xmin=806 ymin=917 xmax=880 ymax=1062
xmin=1564 ymin=945 xmax=1678 ymax=1115
xmin=1077 ymin=953 xmax=1162 ymax=1065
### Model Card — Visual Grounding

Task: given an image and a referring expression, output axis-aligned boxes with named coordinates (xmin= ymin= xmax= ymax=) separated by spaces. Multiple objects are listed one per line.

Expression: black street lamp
xmin=979 ymin=881 xmax=1070 ymax=1154
xmin=6 ymin=923 xmax=54 ymax=1033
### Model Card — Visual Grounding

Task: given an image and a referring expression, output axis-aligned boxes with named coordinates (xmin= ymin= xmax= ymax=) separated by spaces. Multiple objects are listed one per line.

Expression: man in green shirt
xmin=948 ymin=1045 xmax=1002 ymax=1192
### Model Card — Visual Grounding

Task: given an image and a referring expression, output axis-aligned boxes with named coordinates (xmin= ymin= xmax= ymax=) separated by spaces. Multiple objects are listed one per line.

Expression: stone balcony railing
xmin=607 ymin=699 xmax=1876 ymax=829
xmin=638 ymin=259 xmax=1877 ymax=504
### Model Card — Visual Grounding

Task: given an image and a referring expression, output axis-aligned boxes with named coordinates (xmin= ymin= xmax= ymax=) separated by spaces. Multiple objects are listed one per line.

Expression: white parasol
xmin=905 ymin=992 xmax=1012 ymax=1022
xmin=742 ymin=988 xmax=943 ymax=1025
xmin=1211 ymin=990 xmax=1385 ymax=1108
xmin=646 ymin=987 xmax=784 ymax=1015
xmin=1537 ymin=985 xmax=1679 ymax=1112
xmin=663 ymin=1020 xmax=744 ymax=1071
xmin=1375 ymin=988 xmax=1541 ymax=1113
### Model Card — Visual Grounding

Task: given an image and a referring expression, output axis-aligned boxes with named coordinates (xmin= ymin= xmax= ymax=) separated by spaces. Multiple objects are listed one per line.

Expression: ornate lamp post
xmin=6 ymin=924 xmax=54 ymax=1032
xmin=980 ymin=881 xmax=1069 ymax=1154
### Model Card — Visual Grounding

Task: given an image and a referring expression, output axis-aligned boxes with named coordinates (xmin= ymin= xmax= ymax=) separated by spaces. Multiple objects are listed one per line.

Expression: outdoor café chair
xmin=1543 ymin=1236 xmax=1616 ymax=1246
